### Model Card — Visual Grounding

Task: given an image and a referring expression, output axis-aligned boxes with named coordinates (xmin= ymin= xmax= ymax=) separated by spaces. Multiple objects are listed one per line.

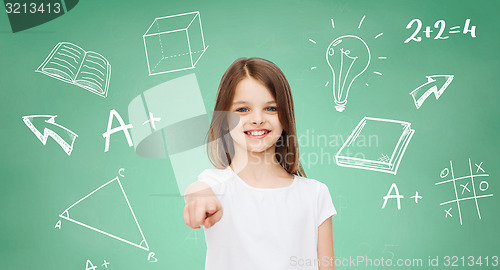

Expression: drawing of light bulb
xmin=326 ymin=35 xmax=371 ymax=112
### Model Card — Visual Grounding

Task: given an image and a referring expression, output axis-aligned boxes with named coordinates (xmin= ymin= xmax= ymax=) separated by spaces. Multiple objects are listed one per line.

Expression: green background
xmin=1 ymin=0 xmax=499 ymax=269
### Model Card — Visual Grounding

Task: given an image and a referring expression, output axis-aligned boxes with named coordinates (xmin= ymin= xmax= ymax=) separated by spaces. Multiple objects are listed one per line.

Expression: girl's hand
xmin=183 ymin=182 xmax=223 ymax=229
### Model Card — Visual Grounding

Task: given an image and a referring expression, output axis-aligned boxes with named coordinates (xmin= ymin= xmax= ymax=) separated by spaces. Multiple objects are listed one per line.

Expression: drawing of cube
xmin=143 ymin=11 xmax=208 ymax=76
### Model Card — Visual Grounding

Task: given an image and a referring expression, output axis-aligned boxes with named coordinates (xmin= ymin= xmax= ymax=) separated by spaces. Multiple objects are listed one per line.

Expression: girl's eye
xmin=236 ymin=107 xmax=248 ymax=112
xmin=266 ymin=106 xmax=277 ymax=111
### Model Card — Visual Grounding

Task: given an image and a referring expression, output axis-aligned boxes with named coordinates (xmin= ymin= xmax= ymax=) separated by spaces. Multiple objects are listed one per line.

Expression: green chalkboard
xmin=1 ymin=0 xmax=499 ymax=269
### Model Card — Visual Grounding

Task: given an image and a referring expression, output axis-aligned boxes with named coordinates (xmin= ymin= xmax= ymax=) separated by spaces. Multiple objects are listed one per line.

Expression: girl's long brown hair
xmin=206 ymin=57 xmax=306 ymax=177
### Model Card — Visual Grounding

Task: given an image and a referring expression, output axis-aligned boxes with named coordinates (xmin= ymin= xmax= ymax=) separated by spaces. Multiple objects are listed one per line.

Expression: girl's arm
xmin=318 ymin=217 xmax=334 ymax=270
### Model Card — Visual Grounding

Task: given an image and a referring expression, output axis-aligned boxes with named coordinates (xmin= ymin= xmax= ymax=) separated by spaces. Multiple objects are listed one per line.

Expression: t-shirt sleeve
xmin=317 ymin=182 xmax=337 ymax=227
xmin=184 ymin=169 xmax=223 ymax=204
xmin=196 ymin=169 xmax=225 ymax=196
xmin=197 ymin=169 xmax=219 ymax=187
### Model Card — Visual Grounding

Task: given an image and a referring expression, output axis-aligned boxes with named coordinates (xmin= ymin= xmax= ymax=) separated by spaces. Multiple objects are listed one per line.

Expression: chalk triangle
xmin=59 ymin=175 xmax=149 ymax=251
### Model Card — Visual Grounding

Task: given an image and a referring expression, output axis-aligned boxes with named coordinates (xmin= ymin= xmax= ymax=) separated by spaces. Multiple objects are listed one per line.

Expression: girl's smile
xmin=244 ymin=129 xmax=271 ymax=138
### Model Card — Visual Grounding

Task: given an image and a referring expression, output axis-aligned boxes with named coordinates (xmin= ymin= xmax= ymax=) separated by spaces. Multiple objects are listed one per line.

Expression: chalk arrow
xmin=410 ymin=75 xmax=454 ymax=109
xmin=22 ymin=115 xmax=78 ymax=155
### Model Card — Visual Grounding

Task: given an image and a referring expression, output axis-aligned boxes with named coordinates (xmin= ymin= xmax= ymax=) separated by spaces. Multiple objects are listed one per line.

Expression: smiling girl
xmin=184 ymin=57 xmax=336 ymax=270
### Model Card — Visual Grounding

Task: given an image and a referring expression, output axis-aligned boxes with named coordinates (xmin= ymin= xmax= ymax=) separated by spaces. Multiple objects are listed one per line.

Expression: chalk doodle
xmin=85 ymin=259 xmax=110 ymax=270
xmin=143 ymin=11 xmax=209 ymax=75
xmin=435 ymin=159 xmax=493 ymax=225
xmin=102 ymin=260 xmax=110 ymax=268
xmin=410 ymin=192 xmax=423 ymax=203
xmin=308 ymin=16 xmax=386 ymax=112
xmin=59 ymin=168 xmax=150 ymax=252
xmin=86 ymin=260 xmax=96 ymax=270
xmin=405 ymin=19 xmax=477 ymax=43
xmin=382 ymin=183 xmax=404 ymax=210
xmin=410 ymin=75 xmax=454 ymax=109
xmin=102 ymin=109 xmax=134 ymax=152
xmin=36 ymin=42 xmax=111 ymax=97
xmin=22 ymin=114 xmax=78 ymax=155
xmin=336 ymin=117 xmax=414 ymax=175
xmin=142 ymin=112 xmax=162 ymax=130
xmin=382 ymin=184 xmax=422 ymax=210
xmin=326 ymin=34 xmax=370 ymax=112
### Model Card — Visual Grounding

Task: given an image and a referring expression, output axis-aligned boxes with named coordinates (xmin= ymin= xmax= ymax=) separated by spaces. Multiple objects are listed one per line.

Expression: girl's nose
xmin=251 ymin=111 xmax=264 ymax=125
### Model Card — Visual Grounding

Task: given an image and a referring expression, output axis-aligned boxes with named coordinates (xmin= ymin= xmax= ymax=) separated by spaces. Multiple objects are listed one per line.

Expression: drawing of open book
xmin=335 ymin=117 xmax=415 ymax=175
xmin=36 ymin=42 xmax=111 ymax=97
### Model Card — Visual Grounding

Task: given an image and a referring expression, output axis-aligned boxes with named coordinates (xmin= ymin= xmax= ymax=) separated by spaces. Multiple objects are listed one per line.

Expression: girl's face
xmin=228 ymin=77 xmax=283 ymax=154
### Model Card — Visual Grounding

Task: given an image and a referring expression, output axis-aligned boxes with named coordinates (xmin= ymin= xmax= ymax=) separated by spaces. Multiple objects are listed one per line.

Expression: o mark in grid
xmin=440 ymin=168 xmax=449 ymax=178
xmin=479 ymin=181 xmax=489 ymax=192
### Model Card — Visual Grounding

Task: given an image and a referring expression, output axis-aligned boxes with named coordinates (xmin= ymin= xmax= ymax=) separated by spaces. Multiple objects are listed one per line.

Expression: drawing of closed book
xmin=36 ymin=42 xmax=111 ymax=97
xmin=335 ymin=117 xmax=415 ymax=175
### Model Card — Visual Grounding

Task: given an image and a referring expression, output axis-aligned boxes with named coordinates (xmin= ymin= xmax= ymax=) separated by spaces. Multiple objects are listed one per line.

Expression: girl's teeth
xmin=248 ymin=130 xmax=268 ymax=136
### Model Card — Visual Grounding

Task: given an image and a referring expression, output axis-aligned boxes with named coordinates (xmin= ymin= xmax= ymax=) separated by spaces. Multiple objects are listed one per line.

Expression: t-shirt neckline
xmin=226 ymin=166 xmax=297 ymax=191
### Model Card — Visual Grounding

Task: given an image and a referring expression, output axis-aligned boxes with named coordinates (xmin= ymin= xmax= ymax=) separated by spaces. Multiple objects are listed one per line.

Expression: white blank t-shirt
xmin=197 ymin=167 xmax=336 ymax=270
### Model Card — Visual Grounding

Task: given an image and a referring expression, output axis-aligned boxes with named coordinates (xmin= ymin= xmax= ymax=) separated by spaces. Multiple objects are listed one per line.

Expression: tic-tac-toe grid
xmin=435 ymin=159 xmax=493 ymax=225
